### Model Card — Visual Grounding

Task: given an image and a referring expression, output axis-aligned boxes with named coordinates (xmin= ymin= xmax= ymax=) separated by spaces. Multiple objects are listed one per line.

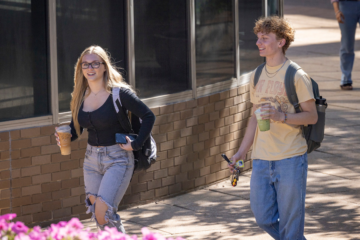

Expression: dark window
xmin=0 ymin=0 xmax=49 ymax=122
xmin=56 ymin=0 xmax=126 ymax=112
xmin=238 ymin=0 xmax=264 ymax=75
xmin=195 ymin=0 xmax=235 ymax=87
xmin=134 ymin=1 xmax=189 ymax=98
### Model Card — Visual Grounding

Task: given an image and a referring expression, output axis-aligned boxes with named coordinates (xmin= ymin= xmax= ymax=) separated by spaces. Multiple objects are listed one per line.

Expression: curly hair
xmin=253 ymin=16 xmax=295 ymax=54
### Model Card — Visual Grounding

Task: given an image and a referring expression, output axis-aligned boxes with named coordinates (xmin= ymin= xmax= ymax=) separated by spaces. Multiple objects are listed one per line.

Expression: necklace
xmin=264 ymin=60 xmax=287 ymax=78
xmin=90 ymin=88 xmax=105 ymax=96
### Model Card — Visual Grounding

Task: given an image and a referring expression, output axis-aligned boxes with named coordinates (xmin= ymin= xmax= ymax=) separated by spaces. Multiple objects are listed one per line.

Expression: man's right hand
xmin=335 ymin=11 xmax=345 ymax=24
xmin=229 ymin=152 xmax=246 ymax=173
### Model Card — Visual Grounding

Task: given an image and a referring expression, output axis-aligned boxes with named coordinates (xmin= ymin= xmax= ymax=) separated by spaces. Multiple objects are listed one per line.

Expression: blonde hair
xmin=70 ymin=45 xmax=133 ymax=137
xmin=253 ymin=16 xmax=295 ymax=54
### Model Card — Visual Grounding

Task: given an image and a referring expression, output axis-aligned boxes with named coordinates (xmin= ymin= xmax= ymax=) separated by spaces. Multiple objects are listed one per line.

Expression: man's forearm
xmin=282 ymin=111 xmax=318 ymax=126
xmin=236 ymin=114 xmax=257 ymax=156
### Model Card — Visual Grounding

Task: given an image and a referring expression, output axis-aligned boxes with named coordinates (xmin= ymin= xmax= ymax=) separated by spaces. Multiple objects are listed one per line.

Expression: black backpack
xmin=112 ymin=87 xmax=157 ymax=171
xmin=254 ymin=62 xmax=327 ymax=153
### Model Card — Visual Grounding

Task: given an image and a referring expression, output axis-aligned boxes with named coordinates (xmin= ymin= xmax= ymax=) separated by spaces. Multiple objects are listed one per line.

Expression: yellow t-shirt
xmin=250 ymin=60 xmax=314 ymax=161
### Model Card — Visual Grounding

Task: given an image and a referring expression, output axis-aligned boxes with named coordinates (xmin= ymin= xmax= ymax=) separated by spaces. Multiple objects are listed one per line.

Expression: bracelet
xmin=335 ymin=11 xmax=341 ymax=15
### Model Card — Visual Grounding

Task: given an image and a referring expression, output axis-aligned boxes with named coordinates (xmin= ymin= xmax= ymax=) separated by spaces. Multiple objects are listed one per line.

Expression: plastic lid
xmin=316 ymin=96 xmax=327 ymax=105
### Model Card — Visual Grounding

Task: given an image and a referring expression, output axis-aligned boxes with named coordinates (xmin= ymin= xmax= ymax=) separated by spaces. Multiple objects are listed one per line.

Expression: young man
xmin=229 ymin=16 xmax=318 ymax=240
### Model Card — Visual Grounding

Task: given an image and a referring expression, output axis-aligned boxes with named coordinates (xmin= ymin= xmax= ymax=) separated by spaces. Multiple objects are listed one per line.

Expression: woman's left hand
xmin=261 ymin=105 xmax=284 ymax=122
xmin=119 ymin=136 xmax=134 ymax=151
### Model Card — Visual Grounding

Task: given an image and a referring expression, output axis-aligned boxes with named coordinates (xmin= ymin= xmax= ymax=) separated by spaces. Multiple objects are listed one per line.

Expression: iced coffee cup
xmin=255 ymin=108 xmax=270 ymax=132
xmin=56 ymin=125 xmax=72 ymax=155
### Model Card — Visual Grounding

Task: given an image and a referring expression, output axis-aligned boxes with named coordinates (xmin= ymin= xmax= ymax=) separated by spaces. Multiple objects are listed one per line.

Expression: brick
xmin=188 ymin=152 xmax=199 ymax=162
xmin=219 ymin=108 xmax=230 ymax=118
xmin=53 ymin=207 xmax=71 ymax=219
xmin=173 ymin=137 xmax=186 ymax=148
xmin=168 ymin=183 xmax=182 ymax=195
xmin=175 ymin=172 xmax=188 ymax=183
xmin=0 ymin=160 xmax=10 ymax=170
xmin=43 ymin=200 xmax=61 ymax=211
xmin=11 ymin=139 xmax=31 ymax=149
xmin=14 ymin=215 xmax=32 ymax=224
xmin=0 ymin=180 xmax=10 ymax=190
xmin=205 ymin=121 xmax=215 ymax=132
xmin=42 ymin=181 xmax=61 ymax=193
xmin=147 ymin=179 xmax=161 ymax=190
xmin=0 ymin=151 xmax=9 ymax=160
xmin=225 ymin=97 xmax=234 ymax=108
xmin=180 ymin=109 xmax=193 ymax=120
xmin=154 ymin=169 xmax=167 ymax=179
xmin=167 ymin=112 xmax=181 ymax=122
xmin=198 ymin=149 xmax=209 ymax=160
xmin=160 ymin=105 xmax=174 ymax=115
xmin=160 ymin=140 xmax=173 ymax=152
xmin=33 ymin=211 xmax=52 ymax=222
xmin=21 ymin=147 xmax=41 ymax=157
xmin=219 ymin=90 xmax=230 ymax=100
xmin=140 ymin=190 xmax=154 ymax=201
xmin=0 ymin=189 xmax=10 ymax=200
xmin=209 ymin=93 xmax=220 ymax=103
xmin=160 ymin=159 xmax=174 ymax=169
xmin=238 ymin=102 xmax=247 ymax=112
xmin=71 ymin=169 xmax=83 ymax=178
xmin=210 ymin=162 xmax=221 ymax=173
xmin=215 ymin=101 xmax=225 ymax=111
xmin=193 ymin=142 xmax=204 ymax=152
xmin=138 ymin=172 xmax=153 ymax=183
xmin=32 ymin=155 xmax=51 ymax=165
xmin=32 ymin=173 xmax=51 ymax=184
xmin=12 ymin=188 xmax=21 ymax=198
xmin=10 ymin=150 xmax=19 ymax=160
xmin=192 ymin=124 xmax=205 ymax=135
xmin=72 ymin=205 xmax=86 ymax=215
xmin=78 ymin=139 xmax=88 ymax=149
xmin=62 ymin=178 xmax=80 ymax=189
xmin=167 ymin=148 xmax=181 ymax=158
xmin=200 ymin=166 xmax=210 ymax=176
xmin=174 ymin=155 xmax=187 ymax=166
xmin=63 ymin=196 xmax=80 ymax=208
xmin=32 ymin=136 xmax=51 ymax=147
xmin=195 ymin=176 xmax=206 ymax=187
xmin=131 ymin=182 xmax=147 ymax=194
xmin=155 ymin=186 xmax=168 ymax=197
xmin=23 ymin=203 xmax=42 ymax=214
xmin=197 ymin=96 xmax=209 ymax=106
xmin=230 ymin=88 xmax=238 ymax=97
xmin=151 ymin=107 xmax=160 ymax=116
xmin=0 ymin=141 xmax=9 ymax=151
xmin=156 ymin=151 xmax=167 ymax=161
xmin=225 ymin=116 xmax=234 ymax=126
xmin=122 ymin=193 xmax=140 ymax=205
xmin=180 ymin=145 xmax=192 ymax=156
xmin=182 ymin=180 xmax=194 ymax=191
xmin=167 ymin=130 xmax=181 ymax=141
xmin=180 ymin=127 xmax=192 ymax=137
xmin=194 ymin=159 xmax=205 ymax=170
xmin=181 ymin=162 xmax=193 ymax=172
xmin=186 ymin=135 xmax=198 ymax=145
xmin=146 ymin=161 xmax=160 ymax=172
xmin=12 ymin=158 xmax=31 ymax=169
xmin=216 ymin=169 xmax=229 ymax=180
xmin=210 ymin=146 xmax=220 ymax=156
xmin=71 ymin=186 xmax=84 ymax=196
xmin=234 ymin=112 xmax=244 ymax=122
xmin=168 ymin=166 xmax=181 ymax=176
xmin=41 ymin=125 xmax=56 ymax=136
xmin=42 ymin=163 xmax=60 ymax=174
xmin=61 ymin=160 xmax=79 ymax=171
xmin=12 ymin=196 xmax=32 ymax=207
xmin=154 ymin=115 xmax=168 ymax=125
xmin=185 ymin=100 xmax=196 ymax=109
xmin=173 ymin=102 xmax=186 ymax=112
xmin=0 ymin=170 xmax=10 ymax=180
xmin=219 ymin=126 xmax=230 ymax=136
xmin=52 ymin=170 xmax=71 ymax=181
xmin=21 ymin=166 xmax=41 ymax=177
xmin=162 ymin=175 xmax=175 ymax=186
xmin=152 ymin=126 xmax=159 ymax=135
xmin=22 ymin=185 xmax=41 ymax=196
xmin=206 ymin=173 xmax=217 ymax=184
xmin=12 ymin=177 xmax=32 ymax=188
xmin=32 ymin=192 xmax=52 ymax=204
xmin=173 ymin=120 xmax=186 ymax=130
xmin=220 ymin=142 xmax=230 ymax=152
xmin=21 ymin=127 xmax=41 ymax=138
xmin=0 ymin=132 xmax=9 ymax=142
xmin=186 ymin=117 xmax=198 ymax=127
xmin=209 ymin=111 xmax=219 ymax=121
xmin=70 ymin=149 xmax=86 ymax=160
xmin=204 ymin=138 xmax=216 ymax=149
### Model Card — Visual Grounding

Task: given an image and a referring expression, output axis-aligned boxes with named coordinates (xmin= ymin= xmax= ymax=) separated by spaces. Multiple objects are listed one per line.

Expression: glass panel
xmin=134 ymin=0 xmax=189 ymax=98
xmin=238 ymin=0 xmax=264 ymax=75
xmin=268 ymin=0 xmax=281 ymax=17
xmin=56 ymin=0 xmax=126 ymax=112
xmin=0 ymin=0 xmax=49 ymax=122
xmin=195 ymin=0 xmax=235 ymax=87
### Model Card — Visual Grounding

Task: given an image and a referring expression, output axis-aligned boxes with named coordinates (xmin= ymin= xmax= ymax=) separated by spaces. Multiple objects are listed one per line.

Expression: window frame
xmin=0 ymin=0 xmax=271 ymax=131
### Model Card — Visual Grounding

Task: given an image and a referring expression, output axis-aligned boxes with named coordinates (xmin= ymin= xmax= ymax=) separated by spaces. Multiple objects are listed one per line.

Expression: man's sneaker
xmin=340 ymin=83 xmax=353 ymax=90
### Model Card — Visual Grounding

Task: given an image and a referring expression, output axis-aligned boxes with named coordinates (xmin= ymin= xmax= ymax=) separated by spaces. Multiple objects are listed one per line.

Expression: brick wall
xmin=0 ymin=84 xmax=253 ymax=227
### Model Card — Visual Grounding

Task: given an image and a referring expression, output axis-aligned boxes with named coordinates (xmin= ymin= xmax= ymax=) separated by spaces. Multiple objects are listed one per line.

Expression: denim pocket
xmin=107 ymin=149 xmax=127 ymax=160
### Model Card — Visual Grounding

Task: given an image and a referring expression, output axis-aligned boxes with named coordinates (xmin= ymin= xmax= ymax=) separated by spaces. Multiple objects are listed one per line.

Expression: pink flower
xmin=0 ymin=220 xmax=9 ymax=231
xmin=0 ymin=213 xmax=17 ymax=221
xmin=67 ymin=218 xmax=83 ymax=230
xmin=14 ymin=232 xmax=31 ymax=240
xmin=141 ymin=227 xmax=166 ymax=240
xmin=12 ymin=221 xmax=29 ymax=234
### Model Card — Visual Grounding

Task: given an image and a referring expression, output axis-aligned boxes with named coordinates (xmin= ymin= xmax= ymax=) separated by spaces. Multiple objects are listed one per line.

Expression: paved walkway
xmin=82 ymin=3 xmax=360 ymax=240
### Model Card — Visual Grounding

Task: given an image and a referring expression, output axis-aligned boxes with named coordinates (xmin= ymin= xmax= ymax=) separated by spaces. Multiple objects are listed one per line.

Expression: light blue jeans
xmin=250 ymin=153 xmax=308 ymax=240
xmin=339 ymin=1 xmax=360 ymax=85
xmin=83 ymin=144 xmax=134 ymax=233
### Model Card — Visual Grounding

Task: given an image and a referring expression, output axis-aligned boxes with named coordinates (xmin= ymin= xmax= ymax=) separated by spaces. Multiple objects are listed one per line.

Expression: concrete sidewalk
xmin=82 ymin=3 xmax=360 ymax=240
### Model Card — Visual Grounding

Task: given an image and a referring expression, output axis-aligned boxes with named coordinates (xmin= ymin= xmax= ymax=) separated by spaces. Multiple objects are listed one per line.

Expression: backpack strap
xmin=254 ymin=62 xmax=266 ymax=87
xmin=285 ymin=62 xmax=302 ymax=113
xmin=111 ymin=87 xmax=134 ymax=133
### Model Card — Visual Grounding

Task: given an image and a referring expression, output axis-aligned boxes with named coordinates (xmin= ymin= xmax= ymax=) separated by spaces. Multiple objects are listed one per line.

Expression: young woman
xmin=55 ymin=46 xmax=155 ymax=233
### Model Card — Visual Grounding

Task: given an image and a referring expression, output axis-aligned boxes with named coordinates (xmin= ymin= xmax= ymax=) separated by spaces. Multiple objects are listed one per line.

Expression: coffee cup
xmin=254 ymin=108 xmax=270 ymax=132
xmin=56 ymin=125 xmax=72 ymax=155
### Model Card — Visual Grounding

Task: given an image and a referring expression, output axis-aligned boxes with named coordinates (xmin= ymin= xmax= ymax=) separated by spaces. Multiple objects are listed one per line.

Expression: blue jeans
xmin=339 ymin=1 xmax=360 ymax=85
xmin=250 ymin=153 xmax=308 ymax=240
xmin=83 ymin=144 xmax=134 ymax=233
